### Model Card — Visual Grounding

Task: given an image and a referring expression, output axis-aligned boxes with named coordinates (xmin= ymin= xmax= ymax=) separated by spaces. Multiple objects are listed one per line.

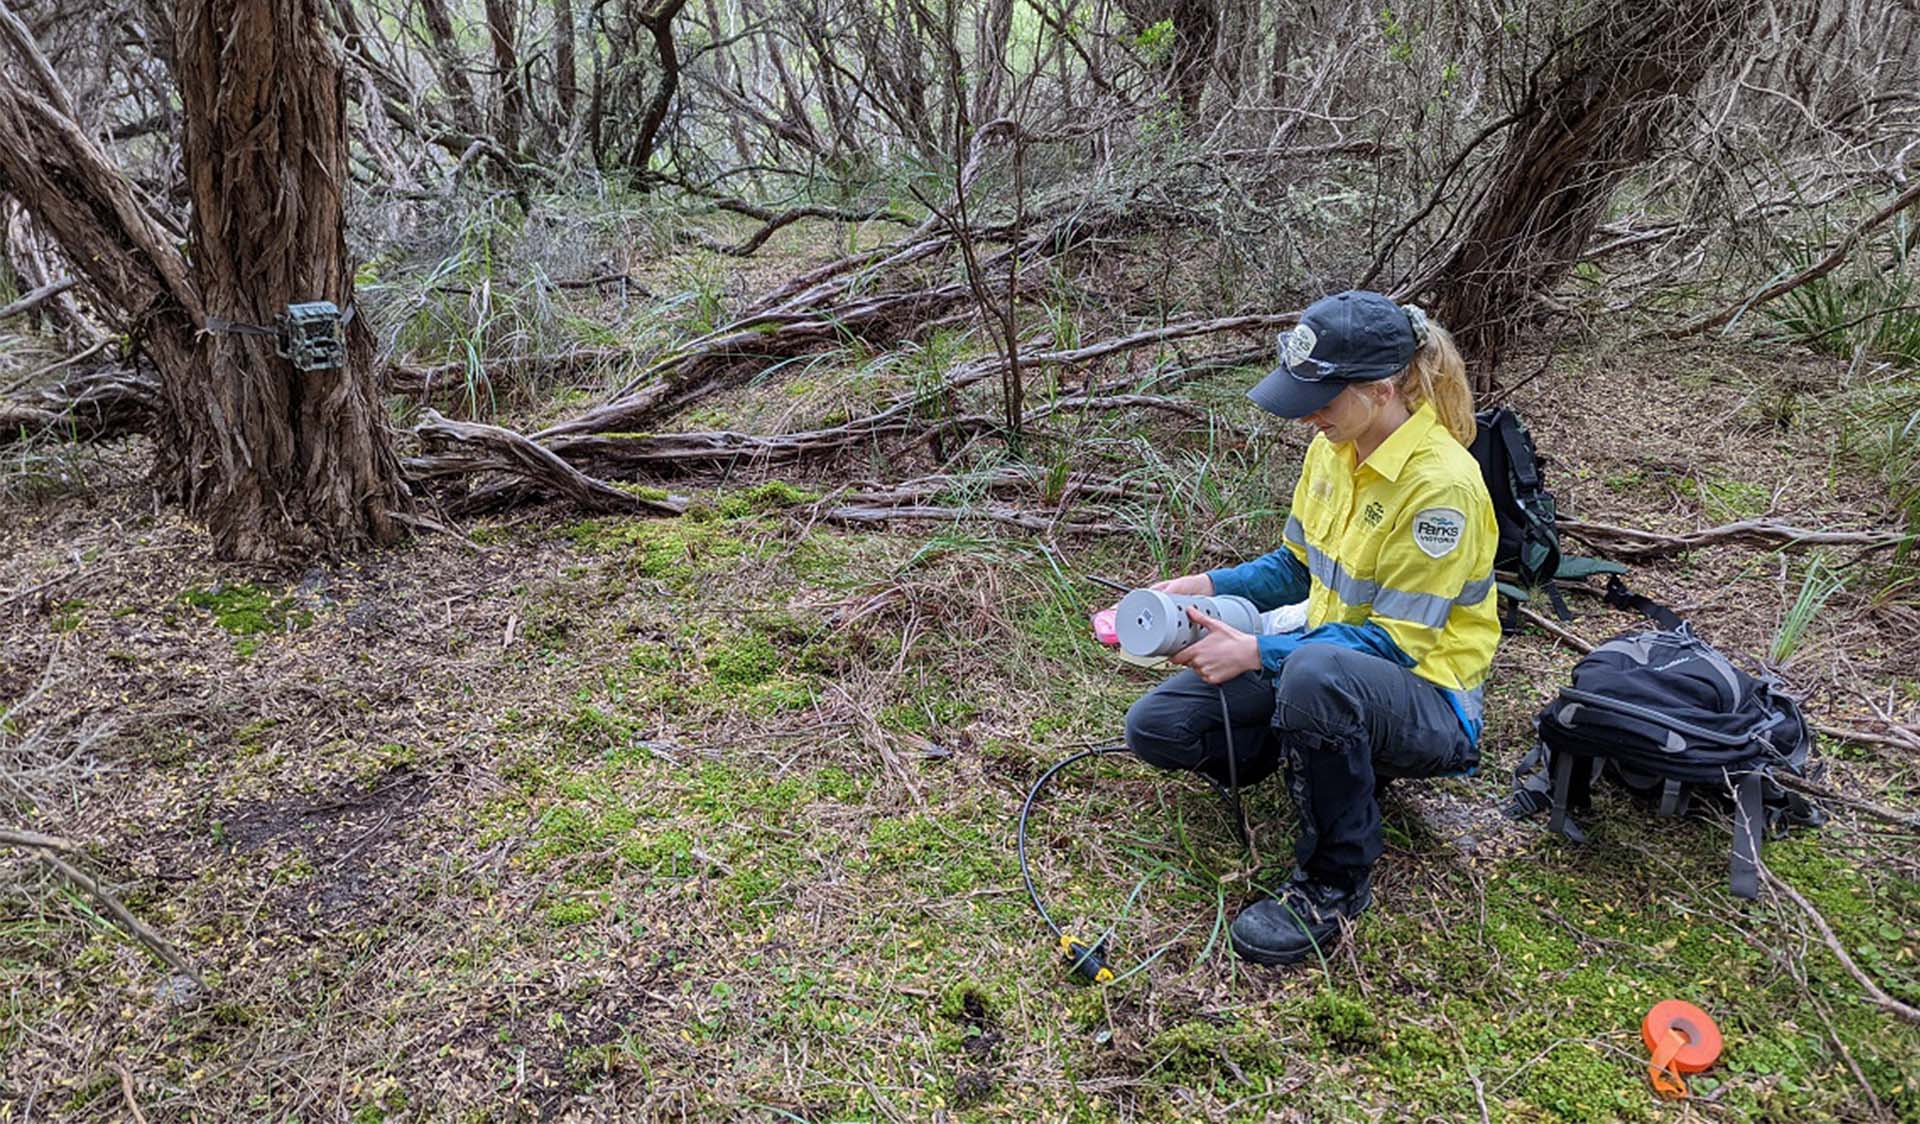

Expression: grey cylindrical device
xmin=1115 ymin=589 xmax=1263 ymax=658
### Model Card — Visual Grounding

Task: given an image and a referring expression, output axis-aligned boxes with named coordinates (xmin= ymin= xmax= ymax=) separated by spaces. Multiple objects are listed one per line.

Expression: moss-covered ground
xmin=2 ymin=238 xmax=1916 ymax=1119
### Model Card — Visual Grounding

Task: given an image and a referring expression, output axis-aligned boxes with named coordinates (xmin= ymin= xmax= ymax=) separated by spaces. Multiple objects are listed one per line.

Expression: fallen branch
xmin=1665 ymin=179 xmax=1920 ymax=339
xmin=0 ymin=337 xmax=111 ymax=398
xmin=555 ymin=199 xmax=1213 ymax=436
xmin=7 ymin=841 xmax=208 ymax=993
xmin=1558 ymin=517 xmax=1910 ymax=559
xmin=540 ymin=410 xmax=985 ymax=475
xmin=548 ymin=302 xmax=1288 ymax=446
xmin=0 ymin=826 xmax=74 ymax=850
xmin=1515 ymin=604 xmax=1595 ymax=653
xmin=113 ymin=1062 xmax=149 ymax=1124
xmin=384 ymin=347 xmax=627 ymax=399
xmin=1815 ymin=721 xmax=1920 ymax=754
xmin=540 ymin=381 xmax=1218 ymax=478
xmin=682 ymin=200 xmax=918 ymax=257
xmin=545 ymin=277 xmax=992 ymax=437
xmin=1761 ymin=865 xmax=1920 ymax=1024
xmin=0 ymin=276 xmax=77 ymax=321
xmin=820 ymin=503 xmax=1123 ymax=535
xmin=828 ymin=467 xmax=1152 ymax=508
xmin=409 ymin=272 xmax=651 ymax=298
xmin=409 ymin=409 xmax=686 ymax=516
xmin=1772 ymin=774 xmax=1920 ymax=830
xmin=810 ymin=466 xmax=1136 ymax=534
xmin=0 ymin=365 xmax=158 ymax=446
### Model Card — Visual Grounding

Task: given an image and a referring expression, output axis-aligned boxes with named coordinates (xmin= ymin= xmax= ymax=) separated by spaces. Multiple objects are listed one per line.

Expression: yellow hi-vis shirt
xmin=1285 ymin=401 xmax=1500 ymax=696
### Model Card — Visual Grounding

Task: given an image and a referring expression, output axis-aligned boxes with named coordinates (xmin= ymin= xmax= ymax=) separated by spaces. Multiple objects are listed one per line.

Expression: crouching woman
xmin=1126 ymin=290 xmax=1500 ymax=966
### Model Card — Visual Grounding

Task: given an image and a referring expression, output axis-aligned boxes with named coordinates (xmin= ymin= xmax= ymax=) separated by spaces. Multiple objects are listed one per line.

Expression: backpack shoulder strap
xmin=1603 ymin=574 xmax=1684 ymax=631
xmin=1547 ymin=750 xmax=1592 ymax=843
xmin=1493 ymin=409 xmax=1544 ymax=490
xmin=1731 ymin=770 xmax=1765 ymax=900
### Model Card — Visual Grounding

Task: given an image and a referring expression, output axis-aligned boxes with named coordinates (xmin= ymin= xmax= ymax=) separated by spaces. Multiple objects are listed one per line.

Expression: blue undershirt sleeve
xmin=1207 ymin=549 xmax=1311 ymax=612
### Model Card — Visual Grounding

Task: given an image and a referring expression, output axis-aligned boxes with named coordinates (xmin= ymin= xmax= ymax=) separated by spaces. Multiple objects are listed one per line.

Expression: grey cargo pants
xmin=1124 ymin=643 xmax=1476 ymax=886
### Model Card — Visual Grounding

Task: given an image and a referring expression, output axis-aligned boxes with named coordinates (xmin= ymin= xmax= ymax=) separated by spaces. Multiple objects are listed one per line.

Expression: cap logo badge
xmin=1282 ymin=324 xmax=1318 ymax=371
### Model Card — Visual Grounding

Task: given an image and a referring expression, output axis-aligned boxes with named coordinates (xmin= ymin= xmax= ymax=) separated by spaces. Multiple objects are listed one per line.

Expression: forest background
xmin=1 ymin=0 xmax=1918 ymax=1118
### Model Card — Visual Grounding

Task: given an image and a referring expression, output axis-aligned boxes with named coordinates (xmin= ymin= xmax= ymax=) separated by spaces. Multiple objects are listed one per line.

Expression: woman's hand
xmin=1169 ymin=607 xmax=1261 ymax=684
xmin=1151 ymin=573 xmax=1214 ymax=596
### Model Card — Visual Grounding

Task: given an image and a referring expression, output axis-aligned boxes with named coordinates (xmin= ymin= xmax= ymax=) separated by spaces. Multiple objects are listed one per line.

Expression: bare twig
xmin=1814 ymin=721 xmax=1920 ymax=754
xmin=1558 ymin=518 xmax=1911 ymax=560
xmin=113 ymin=1062 xmax=149 ymax=1124
xmin=681 ymin=199 xmax=917 ymax=256
xmin=1761 ymin=866 xmax=1919 ymax=1024
xmin=1665 ymin=179 xmax=1920 ymax=338
xmin=820 ymin=503 xmax=1122 ymax=535
xmin=0 ymin=277 xmax=77 ymax=321
xmin=0 ymin=337 xmax=111 ymax=398
xmin=1514 ymin=605 xmax=1595 ymax=654
xmin=1772 ymin=774 xmax=1920 ymax=829
xmin=0 ymin=826 xmax=74 ymax=850
xmin=15 ymin=846 xmax=208 ymax=992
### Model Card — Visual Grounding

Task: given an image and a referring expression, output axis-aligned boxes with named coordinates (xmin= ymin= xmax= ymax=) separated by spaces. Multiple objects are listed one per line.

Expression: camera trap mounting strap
xmin=203 ymin=301 xmax=357 ymax=371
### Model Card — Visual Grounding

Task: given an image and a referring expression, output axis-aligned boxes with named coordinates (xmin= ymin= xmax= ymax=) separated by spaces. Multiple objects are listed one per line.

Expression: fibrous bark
xmin=171 ymin=0 xmax=414 ymax=559
xmin=1426 ymin=0 xmax=1759 ymax=375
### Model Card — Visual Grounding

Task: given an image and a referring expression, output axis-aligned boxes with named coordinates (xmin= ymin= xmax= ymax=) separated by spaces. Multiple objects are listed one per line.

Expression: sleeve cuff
xmin=1207 ymin=567 xmax=1244 ymax=598
xmin=1256 ymin=632 xmax=1302 ymax=674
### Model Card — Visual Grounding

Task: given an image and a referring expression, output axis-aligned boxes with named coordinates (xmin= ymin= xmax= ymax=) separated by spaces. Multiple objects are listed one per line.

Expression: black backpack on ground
xmin=1470 ymin=407 xmax=1564 ymax=610
xmin=1469 ymin=406 xmax=1624 ymax=622
xmin=1506 ymin=578 xmax=1823 ymax=899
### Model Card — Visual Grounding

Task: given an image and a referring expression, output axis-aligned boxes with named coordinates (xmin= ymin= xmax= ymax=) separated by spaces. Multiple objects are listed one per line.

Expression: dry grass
xmin=1 ymin=228 xmax=1917 ymax=1121
xmin=0 ymin=328 xmax=1912 ymax=1114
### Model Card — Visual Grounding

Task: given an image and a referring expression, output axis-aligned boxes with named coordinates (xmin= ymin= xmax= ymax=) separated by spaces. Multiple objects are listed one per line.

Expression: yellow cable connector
xmin=1057 ymin=933 xmax=1114 ymax=983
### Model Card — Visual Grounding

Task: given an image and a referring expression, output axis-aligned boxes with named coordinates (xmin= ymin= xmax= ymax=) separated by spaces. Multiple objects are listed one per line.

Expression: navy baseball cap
xmin=1247 ymin=290 xmax=1420 ymax=418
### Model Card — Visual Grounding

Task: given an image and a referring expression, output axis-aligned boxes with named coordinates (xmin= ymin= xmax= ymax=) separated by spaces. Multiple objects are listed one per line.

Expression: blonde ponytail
xmin=1394 ymin=317 xmax=1475 ymax=446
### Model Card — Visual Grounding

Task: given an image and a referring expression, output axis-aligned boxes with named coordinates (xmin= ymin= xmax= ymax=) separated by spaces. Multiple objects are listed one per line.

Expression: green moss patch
xmin=181 ymin=583 xmax=313 ymax=654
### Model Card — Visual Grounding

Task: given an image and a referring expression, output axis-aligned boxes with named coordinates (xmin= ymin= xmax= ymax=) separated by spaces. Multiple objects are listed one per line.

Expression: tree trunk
xmin=552 ymin=0 xmax=578 ymax=139
xmin=1425 ymin=0 xmax=1757 ymax=382
xmin=418 ymin=0 xmax=484 ymax=137
xmin=484 ymin=0 xmax=524 ymax=158
xmin=0 ymin=30 xmax=203 ymax=476
xmin=172 ymin=0 xmax=412 ymax=559
xmin=1117 ymin=0 xmax=1218 ymax=120
xmin=624 ymin=0 xmax=689 ymax=178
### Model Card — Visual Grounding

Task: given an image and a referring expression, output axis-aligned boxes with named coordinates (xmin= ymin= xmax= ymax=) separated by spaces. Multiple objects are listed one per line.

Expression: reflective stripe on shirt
xmin=1288 ymin=514 xmax=1494 ymax=629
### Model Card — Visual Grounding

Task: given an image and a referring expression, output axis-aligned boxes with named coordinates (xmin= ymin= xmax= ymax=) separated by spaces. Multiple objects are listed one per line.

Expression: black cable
xmin=1017 ymin=742 xmax=1128 ymax=940
xmin=1018 ymin=684 xmax=1250 ymax=984
xmin=1028 ymin=573 xmax=1255 ymax=982
xmin=1219 ymin=685 xmax=1249 ymax=845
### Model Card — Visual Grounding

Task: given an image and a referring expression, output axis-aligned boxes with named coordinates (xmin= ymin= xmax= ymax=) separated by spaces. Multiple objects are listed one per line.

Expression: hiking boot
xmin=1229 ymin=871 xmax=1372 ymax=966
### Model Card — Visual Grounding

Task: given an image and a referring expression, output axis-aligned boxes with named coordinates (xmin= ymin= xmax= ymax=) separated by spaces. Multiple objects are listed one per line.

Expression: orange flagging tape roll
xmin=1642 ymin=1000 xmax=1722 ymax=1100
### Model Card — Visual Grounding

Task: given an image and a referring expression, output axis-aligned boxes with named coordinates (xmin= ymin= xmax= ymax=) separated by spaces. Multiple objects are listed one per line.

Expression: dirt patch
xmin=943 ymin=987 xmax=1003 ymax=1108
xmin=436 ymin=950 xmax=681 ymax=1120
xmin=211 ymin=765 xmax=433 ymax=924
xmin=219 ymin=764 xmax=429 ymax=853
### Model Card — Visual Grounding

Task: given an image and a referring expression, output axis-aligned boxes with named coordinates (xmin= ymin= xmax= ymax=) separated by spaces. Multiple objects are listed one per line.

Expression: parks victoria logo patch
xmin=1282 ymin=323 xmax=1318 ymax=369
xmin=1411 ymin=507 xmax=1465 ymax=558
